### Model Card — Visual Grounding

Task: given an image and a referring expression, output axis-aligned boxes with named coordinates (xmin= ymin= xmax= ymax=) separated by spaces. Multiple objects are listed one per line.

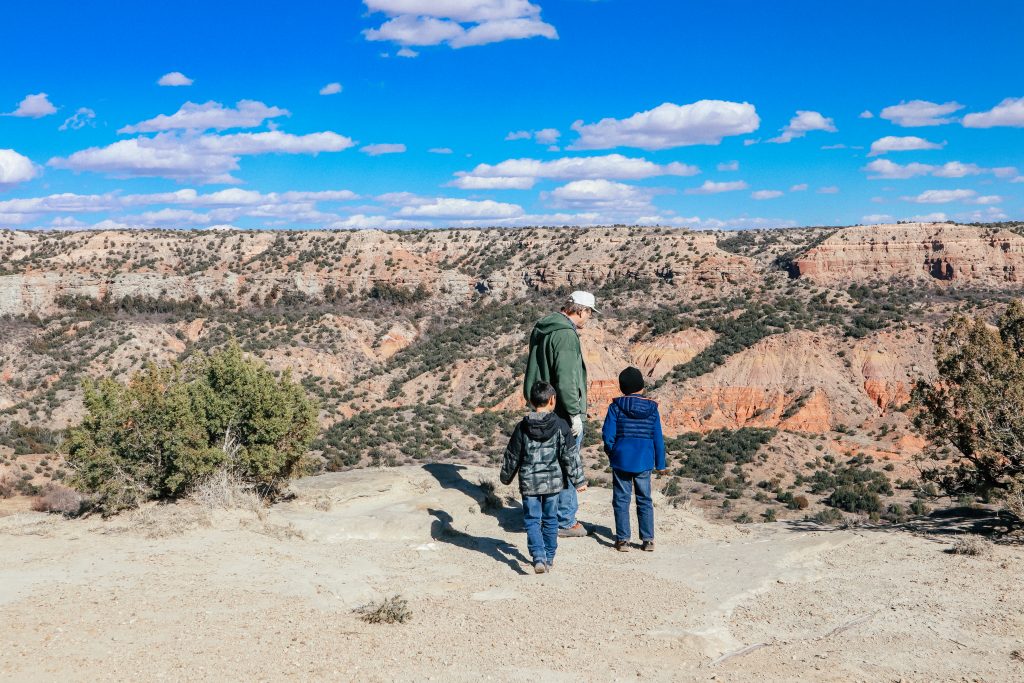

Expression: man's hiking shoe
xmin=614 ymin=540 xmax=630 ymax=552
xmin=534 ymin=562 xmax=548 ymax=574
xmin=558 ymin=522 xmax=587 ymax=538
xmin=641 ymin=540 xmax=655 ymax=552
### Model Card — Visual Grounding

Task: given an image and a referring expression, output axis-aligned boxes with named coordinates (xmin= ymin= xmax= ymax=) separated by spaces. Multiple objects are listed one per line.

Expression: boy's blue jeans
xmin=612 ymin=468 xmax=654 ymax=542
xmin=522 ymin=493 xmax=559 ymax=564
xmin=557 ymin=426 xmax=584 ymax=528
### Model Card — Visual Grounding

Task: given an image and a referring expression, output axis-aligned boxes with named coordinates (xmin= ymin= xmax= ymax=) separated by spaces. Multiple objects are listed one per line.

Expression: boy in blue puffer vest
xmin=602 ymin=366 xmax=666 ymax=552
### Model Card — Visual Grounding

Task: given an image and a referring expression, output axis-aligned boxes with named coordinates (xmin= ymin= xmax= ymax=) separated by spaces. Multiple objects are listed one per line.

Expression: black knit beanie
xmin=618 ymin=366 xmax=645 ymax=395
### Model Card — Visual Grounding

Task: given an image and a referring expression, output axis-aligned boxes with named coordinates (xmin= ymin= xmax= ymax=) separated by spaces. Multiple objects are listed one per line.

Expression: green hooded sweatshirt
xmin=523 ymin=313 xmax=588 ymax=420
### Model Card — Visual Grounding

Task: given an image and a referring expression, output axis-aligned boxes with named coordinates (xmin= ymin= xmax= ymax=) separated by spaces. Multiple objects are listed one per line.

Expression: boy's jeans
xmin=557 ymin=426 xmax=584 ymax=528
xmin=612 ymin=468 xmax=654 ymax=542
xmin=522 ymin=493 xmax=559 ymax=564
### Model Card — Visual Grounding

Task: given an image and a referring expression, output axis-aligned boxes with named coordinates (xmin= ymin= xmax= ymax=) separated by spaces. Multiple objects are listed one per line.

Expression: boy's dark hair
xmin=529 ymin=381 xmax=557 ymax=408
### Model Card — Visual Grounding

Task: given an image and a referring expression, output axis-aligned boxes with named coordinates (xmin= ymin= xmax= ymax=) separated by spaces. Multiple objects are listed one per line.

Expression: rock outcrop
xmin=792 ymin=223 xmax=1024 ymax=286
xmin=0 ymin=227 xmax=755 ymax=317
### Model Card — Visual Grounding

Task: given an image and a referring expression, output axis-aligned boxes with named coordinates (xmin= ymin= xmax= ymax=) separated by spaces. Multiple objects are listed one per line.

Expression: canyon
xmin=1 ymin=220 xmax=1021 ymax=520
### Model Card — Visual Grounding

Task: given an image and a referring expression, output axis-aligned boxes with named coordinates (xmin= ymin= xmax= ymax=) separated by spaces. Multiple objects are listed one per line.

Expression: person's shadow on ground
xmin=423 ymin=463 xmax=523 ymax=533
xmin=584 ymin=521 xmax=616 ymax=548
xmin=423 ymin=463 xmax=535 ymax=574
xmin=428 ymin=508 xmax=529 ymax=575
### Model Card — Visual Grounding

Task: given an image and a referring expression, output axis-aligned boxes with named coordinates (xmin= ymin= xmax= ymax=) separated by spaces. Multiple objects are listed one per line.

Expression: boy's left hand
xmin=576 ymin=484 xmax=588 ymax=493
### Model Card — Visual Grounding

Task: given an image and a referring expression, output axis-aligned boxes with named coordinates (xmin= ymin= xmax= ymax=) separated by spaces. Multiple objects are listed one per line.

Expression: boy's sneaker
xmin=614 ymin=540 xmax=630 ymax=552
xmin=558 ymin=522 xmax=587 ymax=538
xmin=533 ymin=562 xmax=547 ymax=574
xmin=641 ymin=540 xmax=655 ymax=552
xmin=546 ymin=560 xmax=554 ymax=572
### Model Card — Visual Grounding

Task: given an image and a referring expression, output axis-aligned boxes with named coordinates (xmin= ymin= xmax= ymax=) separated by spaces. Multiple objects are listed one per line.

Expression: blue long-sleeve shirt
xmin=602 ymin=395 xmax=666 ymax=473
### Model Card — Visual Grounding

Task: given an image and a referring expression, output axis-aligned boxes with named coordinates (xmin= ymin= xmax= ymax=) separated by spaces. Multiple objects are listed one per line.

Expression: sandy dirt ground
xmin=1 ymin=464 xmax=1022 ymax=682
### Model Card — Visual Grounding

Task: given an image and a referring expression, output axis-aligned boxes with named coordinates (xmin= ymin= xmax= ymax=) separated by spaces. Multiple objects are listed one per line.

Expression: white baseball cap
xmin=570 ymin=290 xmax=598 ymax=311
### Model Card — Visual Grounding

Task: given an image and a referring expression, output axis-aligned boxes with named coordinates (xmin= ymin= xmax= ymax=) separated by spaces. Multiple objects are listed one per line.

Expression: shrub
xmin=0 ymin=475 xmax=14 ymax=499
xmin=827 ymin=485 xmax=882 ymax=514
xmin=355 ymin=596 xmax=411 ymax=624
xmin=63 ymin=343 xmax=317 ymax=515
xmin=913 ymin=301 xmax=1024 ymax=519
xmin=810 ymin=507 xmax=844 ymax=525
xmin=948 ymin=536 xmax=988 ymax=556
xmin=478 ymin=479 xmax=502 ymax=511
xmin=793 ymin=494 xmax=810 ymax=510
xmin=31 ymin=483 xmax=82 ymax=515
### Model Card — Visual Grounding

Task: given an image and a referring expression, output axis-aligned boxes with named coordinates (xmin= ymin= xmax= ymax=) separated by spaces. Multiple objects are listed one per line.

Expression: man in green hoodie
xmin=523 ymin=290 xmax=595 ymax=537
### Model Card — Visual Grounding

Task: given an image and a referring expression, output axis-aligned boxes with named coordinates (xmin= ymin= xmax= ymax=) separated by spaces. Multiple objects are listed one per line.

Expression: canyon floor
xmin=1 ymin=464 xmax=1021 ymax=682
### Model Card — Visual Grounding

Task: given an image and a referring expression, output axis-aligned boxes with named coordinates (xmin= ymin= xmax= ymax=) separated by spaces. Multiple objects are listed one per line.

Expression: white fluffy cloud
xmin=859 ymin=110 xmax=874 ymax=119
xmin=49 ymin=130 xmax=355 ymax=183
xmin=319 ymin=82 xmax=343 ymax=95
xmin=818 ymin=186 xmax=839 ymax=194
xmin=790 ymin=183 xmax=808 ymax=192
xmin=7 ymin=93 xmax=57 ymax=118
xmin=452 ymin=153 xmax=697 ymax=189
xmin=717 ymin=161 xmax=739 ymax=172
xmin=880 ymin=100 xmax=963 ymax=127
xmin=768 ymin=110 xmax=837 ymax=143
xmin=363 ymin=1 xmax=557 ymax=49
xmin=569 ymin=100 xmax=759 ymax=150
xmin=327 ymin=214 xmax=423 ymax=229
xmin=867 ymin=135 xmax=944 ymax=156
xmin=861 ymin=214 xmax=893 ymax=223
xmin=452 ymin=175 xmax=535 ymax=189
xmin=544 ymin=179 xmax=654 ymax=211
xmin=59 ymin=108 xmax=96 ymax=131
xmin=910 ymin=212 xmax=949 ymax=222
xmin=863 ymin=159 xmax=1017 ymax=180
xmin=685 ymin=180 xmax=748 ymax=195
xmin=956 ymin=207 xmax=1008 ymax=222
xmin=751 ymin=190 xmax=783 ymax=200
xmin=396 ymin=196 xmax=524 ymax=219
xmin=0 ymin=150 xmax=40 ymax=186
xmin=158 ymin=72 xmax=194 ymax=87
xmin=506 ymin=128 xmax=560 ymax=144
xmin=902 ymin=189 xmax=1001 ymax=204
xmin=429 ymin=147 xmax=453 ymax=154
xmin=0 ymin=185 xmax=374 ymax=230
xmin=962 ymin=97 xmax=1024 ymax=128
xmin=361 ymin=143 xmax=407 ymax=156
xmin=119 ymin=100 xmax=289 ymax=134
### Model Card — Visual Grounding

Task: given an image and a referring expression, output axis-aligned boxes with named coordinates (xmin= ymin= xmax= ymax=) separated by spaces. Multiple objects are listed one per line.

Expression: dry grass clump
xmin=104 ymin=504 xmax=213 ymax=539
xmin=355 ymin=595 xmax=411 ymax=624
xmin=189 ymin=469 xmax=265 ymax=514
xmin=948 ymin=535 xmax=989 ymax=557
xmin=0 ymin=475 xmax=14 ymax=499
xmin=31 ymin=484 xmax=82 ymax=516
xmin=478 ymin=479 xmax=502 ymax=512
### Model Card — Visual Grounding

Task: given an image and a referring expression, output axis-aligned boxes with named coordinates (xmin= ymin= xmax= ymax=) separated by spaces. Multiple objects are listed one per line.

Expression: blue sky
xmin=1 ymin=0 xmax=1022 ymax=231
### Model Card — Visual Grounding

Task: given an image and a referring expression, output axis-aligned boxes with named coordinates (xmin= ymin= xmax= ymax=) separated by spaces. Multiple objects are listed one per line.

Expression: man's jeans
xmin=612 ymin=468 xmax=654 ymax=542
xmin=522 ymin=493 xmax=559 ymax=564
xmin=557 ymin=426 xmax=584 ymax=528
